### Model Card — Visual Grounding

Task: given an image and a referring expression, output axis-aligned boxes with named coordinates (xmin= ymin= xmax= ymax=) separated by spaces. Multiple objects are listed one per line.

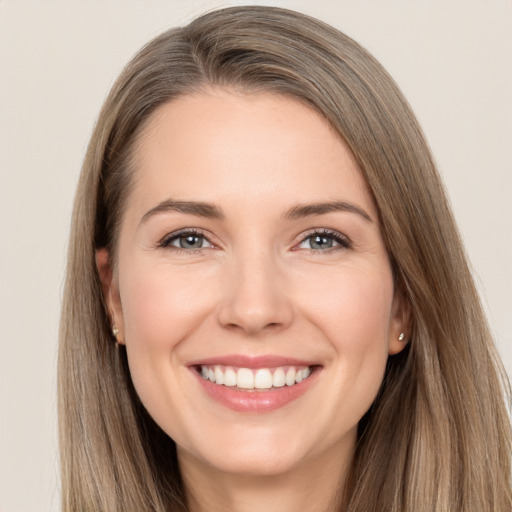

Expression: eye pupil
xmin=180 ymin=235 xmax=203 ymax=248
xmin=310 ymin=235 xmax=333 ymax=250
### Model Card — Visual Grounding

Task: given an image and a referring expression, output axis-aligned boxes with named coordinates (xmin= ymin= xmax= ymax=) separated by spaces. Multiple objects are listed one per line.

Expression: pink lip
xmin=188 ymin=355 xmax=321 ymax=413
xmin=187 ymin=354 xmax=317 ymax=368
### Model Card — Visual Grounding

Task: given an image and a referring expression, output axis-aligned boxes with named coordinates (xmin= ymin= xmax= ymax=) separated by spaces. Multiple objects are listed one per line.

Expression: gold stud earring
xmin=398 ymin=332 xmax=405 ymax=341
xmin=112 ymin=326 xmax=120 ymax=343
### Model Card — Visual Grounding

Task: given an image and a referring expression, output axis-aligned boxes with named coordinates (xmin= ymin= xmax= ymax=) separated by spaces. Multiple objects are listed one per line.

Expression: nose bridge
xmin=217 ymin=242 xmax=293 ymax=335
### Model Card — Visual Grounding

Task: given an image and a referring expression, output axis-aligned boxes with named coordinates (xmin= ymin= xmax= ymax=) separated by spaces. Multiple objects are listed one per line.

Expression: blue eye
xmin=161 ymin=231 xmax=212 ymax=250
xmin=298 ymin=230 xmax=350 ymax=252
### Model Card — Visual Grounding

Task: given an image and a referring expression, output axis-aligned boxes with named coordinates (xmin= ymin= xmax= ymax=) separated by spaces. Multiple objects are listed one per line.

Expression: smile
xmin=199 ymin=365 xmax=312 ymax=390
xmin=189 ymin=356 xmax=320 ymax=412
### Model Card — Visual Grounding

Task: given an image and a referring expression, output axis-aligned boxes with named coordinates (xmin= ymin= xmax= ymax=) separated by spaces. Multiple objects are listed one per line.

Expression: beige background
xmin=1 ymin=1 xmax=510 ymax=510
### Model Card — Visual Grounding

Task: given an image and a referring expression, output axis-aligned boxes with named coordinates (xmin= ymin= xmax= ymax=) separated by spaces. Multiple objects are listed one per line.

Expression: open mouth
xmin=190 ymin=359 xmax=321 ymax=412
xmin=194 ymin=364 xmax=316 ymax=391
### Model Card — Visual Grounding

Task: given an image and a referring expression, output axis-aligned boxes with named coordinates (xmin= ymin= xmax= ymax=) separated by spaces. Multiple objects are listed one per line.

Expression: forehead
xmin=127 ymin=88 xmax=375 ymax=219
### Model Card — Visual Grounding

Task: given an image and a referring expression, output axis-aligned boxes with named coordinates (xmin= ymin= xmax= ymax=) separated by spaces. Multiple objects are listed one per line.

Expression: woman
xmin=59 ymin=5 xmax=511 ymax=511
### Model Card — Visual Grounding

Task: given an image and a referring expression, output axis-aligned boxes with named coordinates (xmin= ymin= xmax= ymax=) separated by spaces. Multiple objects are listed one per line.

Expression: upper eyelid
xmin=300 ymin=227 xmax=344 ymax=236
xmin=159 ymin=228 xmax=214 ymax=247
xmin=297 ymin=228 xmax=351 ymax=243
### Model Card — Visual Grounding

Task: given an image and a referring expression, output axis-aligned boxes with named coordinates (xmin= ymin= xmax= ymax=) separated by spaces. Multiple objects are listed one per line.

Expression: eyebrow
xmin=140 ymin=199 xmax=224 ymax=225
xmin=284 ymin=201 xmax=373 ymax=223
xmin=140 ymin=198 xmax=372 ymax=225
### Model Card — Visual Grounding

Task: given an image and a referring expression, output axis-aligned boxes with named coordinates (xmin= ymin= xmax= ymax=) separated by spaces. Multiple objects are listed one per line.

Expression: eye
xmin=297 ymin=229 xmax=350 ymax=252
xmin=160 ymin=230 xmax=213 ymax=251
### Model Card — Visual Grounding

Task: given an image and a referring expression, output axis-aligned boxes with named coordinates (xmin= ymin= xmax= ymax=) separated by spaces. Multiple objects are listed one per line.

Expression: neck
xmin=179 ymin=441 xmax=353 ymax=512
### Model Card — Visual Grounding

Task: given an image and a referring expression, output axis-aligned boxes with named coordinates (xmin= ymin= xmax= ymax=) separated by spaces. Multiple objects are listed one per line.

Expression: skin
xmin=97 ymin=89 xmax=408 ymax=512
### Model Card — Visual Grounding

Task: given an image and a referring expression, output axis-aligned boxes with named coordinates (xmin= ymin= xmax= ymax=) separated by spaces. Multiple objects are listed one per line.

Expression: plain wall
xmin=1 ymin=1 xmax=510 ymax=510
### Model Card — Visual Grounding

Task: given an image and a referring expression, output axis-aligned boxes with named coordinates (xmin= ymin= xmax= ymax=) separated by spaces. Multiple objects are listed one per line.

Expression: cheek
xmin=295 ymin=266 xmax=394 ymax=406
xmin=116 ymin=261 xmax=220 ymax=434
xmin=117 ymin=260 xmax=217 ymax=407
xmin=296 ymin=263 xmax=394 ymax=348
xmin=119 ymin=260 xmax=216 ymax=349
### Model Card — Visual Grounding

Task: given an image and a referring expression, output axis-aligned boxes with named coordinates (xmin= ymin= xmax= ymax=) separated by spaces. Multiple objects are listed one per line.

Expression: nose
xmin=216 ymin=248 xmax=294 ymax=336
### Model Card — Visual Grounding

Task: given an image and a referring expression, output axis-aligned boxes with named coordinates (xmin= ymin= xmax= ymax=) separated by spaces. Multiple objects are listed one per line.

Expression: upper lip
xmin=187 ymin=354 xmax=319 ymax=369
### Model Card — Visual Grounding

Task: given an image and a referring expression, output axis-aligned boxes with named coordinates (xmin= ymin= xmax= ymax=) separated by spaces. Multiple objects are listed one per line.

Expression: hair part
xmin=59 ymin=6 xmax=511 ymax=511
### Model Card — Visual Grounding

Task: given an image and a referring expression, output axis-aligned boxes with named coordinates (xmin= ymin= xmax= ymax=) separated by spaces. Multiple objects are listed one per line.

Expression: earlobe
xmin=388 ymin=288 xmax=411 ymax=356
xmin=389 ymin=332 xmax=408 ymax=355
xmin=95 ymin=248 xmax=125 ymax=344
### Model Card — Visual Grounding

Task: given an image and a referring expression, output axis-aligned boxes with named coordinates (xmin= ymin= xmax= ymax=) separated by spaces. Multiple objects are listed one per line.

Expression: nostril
xmin=216 ymin=284 xmax=294 ymax=334
xmin=224 ymin=320 xmax=284 ymax=334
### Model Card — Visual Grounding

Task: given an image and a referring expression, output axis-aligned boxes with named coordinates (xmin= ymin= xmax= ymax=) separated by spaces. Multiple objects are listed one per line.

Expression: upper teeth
xmin=200 ymin=365 xmax=311 ymax=390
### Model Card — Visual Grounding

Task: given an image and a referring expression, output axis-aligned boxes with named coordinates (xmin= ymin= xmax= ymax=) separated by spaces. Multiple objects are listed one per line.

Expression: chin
xmin=178 ymin=430 xmax=309 ymax=478
xmin=205 ymin=451 xmax=304 ymax=478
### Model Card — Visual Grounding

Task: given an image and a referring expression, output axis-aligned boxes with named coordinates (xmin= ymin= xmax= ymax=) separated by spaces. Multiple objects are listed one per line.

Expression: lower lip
xmin=192 ymin=368 xmax=319 ymax=413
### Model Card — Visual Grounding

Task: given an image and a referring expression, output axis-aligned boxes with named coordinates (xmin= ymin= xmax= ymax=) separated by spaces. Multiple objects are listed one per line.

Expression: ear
xmin=388 ymin=286 xmax=411 ymax=356
xmin=95 ymin=248 xmax=125 ymax=344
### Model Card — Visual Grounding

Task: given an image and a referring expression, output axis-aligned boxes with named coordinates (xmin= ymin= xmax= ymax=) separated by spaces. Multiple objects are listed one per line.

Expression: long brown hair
xmin=59 ymin=6 xmax=511 ymax=511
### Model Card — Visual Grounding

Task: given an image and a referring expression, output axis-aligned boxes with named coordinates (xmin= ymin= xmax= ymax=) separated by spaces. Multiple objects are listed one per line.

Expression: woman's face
xmin=100 ymin=89 xmax=406 ymax=477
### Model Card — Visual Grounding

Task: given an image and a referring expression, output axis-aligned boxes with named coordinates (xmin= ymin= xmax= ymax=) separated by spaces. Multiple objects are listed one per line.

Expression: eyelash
xmin=296 ymin=229 xmax=351 ymax=254
xmin=158 ymin=228 xmax=351 ymax=254
xmin=158 ymin=229 xmax=213 ymax=253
